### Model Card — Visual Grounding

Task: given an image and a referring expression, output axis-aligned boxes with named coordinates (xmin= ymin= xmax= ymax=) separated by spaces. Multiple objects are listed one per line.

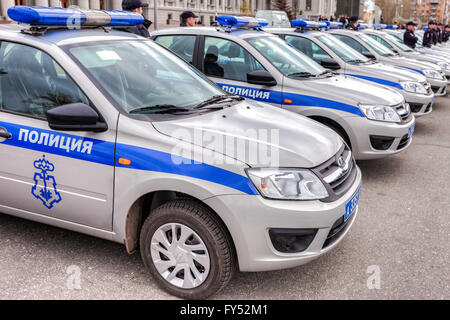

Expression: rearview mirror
xmin=247 ymin=70 xmax=277 ymax=86
xmin=362 ymin=51 xmax=376 ymax=60
xmin=320 ymin=58 xmax=341 ymax=70
xmin=46 ymin=103 xmax=107 ymax=132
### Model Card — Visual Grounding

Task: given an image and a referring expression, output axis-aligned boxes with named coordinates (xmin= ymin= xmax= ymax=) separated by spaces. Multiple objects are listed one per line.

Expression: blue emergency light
xmin=357 ymin=23 xmax=368 ymax=29
xmin=291 ymin=20 xmax=327 ymax=29
xmin=325 ymin=21 xmax=343 ymax=29
xmin=216 ymin=15 xmax=268 ymax=28
xmin=7 ymin=6 xmax=144 ymax=27
xmin=385 ymin=24 xmax=398 ymax=29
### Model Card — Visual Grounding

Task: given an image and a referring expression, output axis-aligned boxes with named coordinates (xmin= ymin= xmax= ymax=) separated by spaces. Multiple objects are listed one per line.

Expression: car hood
xmin=152 ymin=101 xmax=342 ymax=168
xmin=388 ymin=56 xmax=441 ymax=71
xmin=284 ymin=74 xmax=404 ymax=106
xmin=355 ymin=62 xmax=427 ymax=83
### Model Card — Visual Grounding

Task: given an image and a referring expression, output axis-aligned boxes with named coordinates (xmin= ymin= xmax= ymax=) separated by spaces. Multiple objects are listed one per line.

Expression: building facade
xmin=295 ymin=0 xmax=337 ymax=19
xmin=411 ymin=0 xmax=449 ymax=24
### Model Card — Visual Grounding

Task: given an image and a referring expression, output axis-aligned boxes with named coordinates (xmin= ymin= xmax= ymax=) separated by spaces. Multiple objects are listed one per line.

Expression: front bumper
xmin=344 ymin=114 xmax=415 ymax=160
xmin=204 ymin=167 xmax=362 ymax=272
xmin=402 ymin=91 xmax=434 ymax=117
xmin=429 ymin=78 xmax=448 ymax=97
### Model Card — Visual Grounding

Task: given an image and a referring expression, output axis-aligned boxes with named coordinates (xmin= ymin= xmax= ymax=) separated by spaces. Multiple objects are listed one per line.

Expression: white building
xmin=295 ymin=0 xmax=337 ymax=19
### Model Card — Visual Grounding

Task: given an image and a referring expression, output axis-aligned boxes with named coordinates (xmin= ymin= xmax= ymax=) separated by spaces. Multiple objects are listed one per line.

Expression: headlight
xmin=423 ymin=69 xmax=444 ymax=80
xmin=246 ymin=168 xmax=328 ymax=200
xmin=400 ymin=81 xmax=428 ymax=94
xmin=437 ymin=62 xmax=450 ymax=71
xmin=359 ymin=104 xmax=401 ymax=122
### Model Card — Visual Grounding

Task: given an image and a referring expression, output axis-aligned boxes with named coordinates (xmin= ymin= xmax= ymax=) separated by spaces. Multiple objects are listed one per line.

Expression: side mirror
xmin=362 ymin=51 xmax=376 ymax=60
xmin=320 ymin=58 xmax=341 ymax=70
xmin=247 ymin=70 xmax=277 ymax=86
xmin=46 ymin=103 xmax=107 ymax=132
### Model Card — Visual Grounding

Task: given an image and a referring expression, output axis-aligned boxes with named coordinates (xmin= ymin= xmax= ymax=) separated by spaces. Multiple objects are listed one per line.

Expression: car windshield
xmin=66 ymin=40 xmax=225 ymax=114
xmin=317 ymin=34 xmax=370 ymax=64
xmin=357 ymin=33 xmax=396 ymax=56
xmin=384 ymin=33 xmax=413 ymax=52
xmin=247 ymin=36 xmax=326 ymax=77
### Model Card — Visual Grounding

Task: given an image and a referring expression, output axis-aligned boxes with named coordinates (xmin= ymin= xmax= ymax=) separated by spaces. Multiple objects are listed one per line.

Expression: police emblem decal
xmin=31 ymin=155 xmax=62 ymax=209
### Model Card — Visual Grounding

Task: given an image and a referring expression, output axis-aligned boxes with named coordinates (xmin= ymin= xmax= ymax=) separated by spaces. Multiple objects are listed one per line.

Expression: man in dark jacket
xmin=346 ymin=16 xmax=359 ymax=31
xmin=423 ymin=21 xmax=437 ymax=47
xmin=120 ymin=0 xmax=151 ymax=38
xmin=436 ymin=23 xmax=443 ymax=43
xmin=444 ymin=25 xmax=450 ymax=43
xmin=404 ymin=21 xmax=418 ymax=49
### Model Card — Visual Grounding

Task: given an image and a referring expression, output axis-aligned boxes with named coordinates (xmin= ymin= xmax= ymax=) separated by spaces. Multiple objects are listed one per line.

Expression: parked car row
xmin=0 ymin=7 xmax=447 ymax=299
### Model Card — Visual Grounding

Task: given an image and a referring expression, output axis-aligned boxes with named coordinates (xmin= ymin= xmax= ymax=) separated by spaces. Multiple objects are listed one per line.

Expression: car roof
xmin=264 ymin=28 xmax=331 ymax=38
xmin=151 ymin=26 xmax=276 ymax=40
xmin=0 ymin=24 xmax=144 ymax=47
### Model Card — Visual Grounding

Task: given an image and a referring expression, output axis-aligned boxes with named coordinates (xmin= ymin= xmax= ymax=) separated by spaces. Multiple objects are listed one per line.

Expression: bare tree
xmin=272 ymin=0 xmax=295 ymax=21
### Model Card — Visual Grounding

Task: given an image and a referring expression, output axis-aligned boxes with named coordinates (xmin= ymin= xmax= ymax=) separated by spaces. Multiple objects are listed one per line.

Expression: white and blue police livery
xmin=382 ymin=28 xmax=450 ymax=82
xmin=331 ymin=28 xmax=448 ymax=97
xmin=152 ymin=16 xmax=415 ymax=160
xmin=0 ymin=7 xmax=361 ymax=299
xmin=268 ymin=22 xmax=434 ymax=117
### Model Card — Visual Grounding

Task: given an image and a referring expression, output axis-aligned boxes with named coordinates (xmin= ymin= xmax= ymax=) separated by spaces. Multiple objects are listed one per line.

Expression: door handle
xmin=0 ymin=127 xmax=12 ymax=139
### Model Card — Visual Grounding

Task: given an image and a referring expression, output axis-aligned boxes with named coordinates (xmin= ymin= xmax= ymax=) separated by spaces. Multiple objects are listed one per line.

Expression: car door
xmin=0 ymin=41 xmax=115 ymax=230
xmin=199 ymin=36 xmax=283 ymax=106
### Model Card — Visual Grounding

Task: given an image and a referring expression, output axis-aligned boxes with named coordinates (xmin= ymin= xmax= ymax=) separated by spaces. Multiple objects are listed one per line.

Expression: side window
xmin=154 ymin=35 xmax=196 ymax=64
xmin=369 ymin=35 xmax=393 ymax=49
xmin=333 ymin=35 xmax=367 ymax=53
xmin=286 ymin=36 xmax=331 ymax=63
xmin=0 ymin=42 xmax=89 ymax=118
xmin=203 ymin=37 xmax=264 ymax=82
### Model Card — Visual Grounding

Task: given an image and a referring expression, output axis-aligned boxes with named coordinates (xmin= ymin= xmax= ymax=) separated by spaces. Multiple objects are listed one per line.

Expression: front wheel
xmin=140 ymin=200 xmax=235 ymax=299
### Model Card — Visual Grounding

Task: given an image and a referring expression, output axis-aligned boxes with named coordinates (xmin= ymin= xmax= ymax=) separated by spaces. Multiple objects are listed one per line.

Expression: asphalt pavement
xmin=0 ymin=95 xmax=449 ymax=300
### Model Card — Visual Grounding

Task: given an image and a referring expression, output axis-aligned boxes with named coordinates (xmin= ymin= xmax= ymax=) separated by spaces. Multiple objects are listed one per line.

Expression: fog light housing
xmin=370 ymin=135 xmax=395 ymax=151
xmin=269 ymin=228 xmax=317 ymax=253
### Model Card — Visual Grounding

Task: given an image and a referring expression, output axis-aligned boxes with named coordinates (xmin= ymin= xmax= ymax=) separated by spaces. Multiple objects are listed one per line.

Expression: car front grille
xmin=395 ymin=102 xmax=412 ymax=123
xmin=312 ymin=144 xmax=357 ymax=203
xmin=423 ymin=82 xmax=433 ymax=95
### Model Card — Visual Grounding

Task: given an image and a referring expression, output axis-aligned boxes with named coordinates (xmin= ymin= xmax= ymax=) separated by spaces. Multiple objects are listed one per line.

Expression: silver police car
xmin=152 ymin=19 xmax=415 ymax=160
xmin=0 ymin=7 xmax=361 ymax=299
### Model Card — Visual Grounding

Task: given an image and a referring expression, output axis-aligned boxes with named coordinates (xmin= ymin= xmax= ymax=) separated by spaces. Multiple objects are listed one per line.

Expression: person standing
xmin=423 ymin=21 xmax=437 ymax=47
xmin=180 ymin=11 xmax=198 ymax=27
xmin=403 ymin=21 xmax=418 ymax=49
xmin=436 ymin=23 xmax=443 ymax=43
xmin=443 ymin=25 xmax=450 ymax=43
xmin=346 ymin=16 xmax=359 ymax=31
xmin=120 ymin=0 xmax=152 ymax=38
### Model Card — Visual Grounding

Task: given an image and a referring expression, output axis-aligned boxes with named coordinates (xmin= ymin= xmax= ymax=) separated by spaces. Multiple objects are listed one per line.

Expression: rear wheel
xmin=140 ymin=199 xmax=235 ymax=299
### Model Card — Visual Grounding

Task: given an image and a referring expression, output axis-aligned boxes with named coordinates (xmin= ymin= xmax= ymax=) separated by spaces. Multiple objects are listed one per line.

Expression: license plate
xmin=408 ymin=123 xmax=415 ymax=138
xmin=344 ymin=187 xmax=361 ymax=222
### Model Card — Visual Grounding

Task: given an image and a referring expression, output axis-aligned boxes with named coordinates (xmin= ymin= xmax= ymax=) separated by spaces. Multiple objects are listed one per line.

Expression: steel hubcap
xmin=150 ymin=223 xmax=210 ymax=289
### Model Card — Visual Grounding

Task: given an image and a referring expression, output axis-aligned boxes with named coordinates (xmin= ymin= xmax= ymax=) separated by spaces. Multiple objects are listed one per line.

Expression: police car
xmin=152 ymin=16 xmax=415 ymax=160
xmin=268 ymin=22 xmax=434 ymax=117
xmin=0 ymin=7 xmax=362 ymax=299
xmin=327 ymin=28 xmax=447 ymax=100
xmin=358 ymin=28 xmax=448 ymax=96
xmin=383 ymin=29 xmax=450 ymax=81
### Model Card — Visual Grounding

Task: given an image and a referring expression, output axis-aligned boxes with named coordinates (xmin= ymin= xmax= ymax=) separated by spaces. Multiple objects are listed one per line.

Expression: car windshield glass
xmin=317 ymin=34 xmax=370 ymax=64
xmin=384 ymin=33 xmax=413 ymax=52
xmin=357 ymin=33 xmax=396 ymax=56
xmin=67 ymin=40 xmax=225 ymax=114
xmin=247 ymin=36 xmax=325 ymax=77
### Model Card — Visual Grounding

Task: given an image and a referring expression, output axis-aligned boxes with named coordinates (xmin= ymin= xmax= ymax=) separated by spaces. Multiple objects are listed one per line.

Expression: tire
xmin=139 ymin=199 xmax=235 ymax=299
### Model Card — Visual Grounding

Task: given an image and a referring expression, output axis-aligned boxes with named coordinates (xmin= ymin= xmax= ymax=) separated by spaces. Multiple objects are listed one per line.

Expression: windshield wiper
xmin=287 ymin=72 xmax=317 ymax=78
xmin=347 ymin=59 xmax=365 ymax=64
xmin=129 ymin=104 xmax=190 ymax=114
xmin=194 ymin=95 xmax=243 ymax=109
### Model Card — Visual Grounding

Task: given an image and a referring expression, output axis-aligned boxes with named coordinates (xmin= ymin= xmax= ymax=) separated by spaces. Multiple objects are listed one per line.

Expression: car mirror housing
xmin=45 ymin=103 xmax=107 ymax=132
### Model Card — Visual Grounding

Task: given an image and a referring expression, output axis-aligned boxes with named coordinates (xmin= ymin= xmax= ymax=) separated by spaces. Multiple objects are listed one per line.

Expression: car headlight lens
xmin=437 ymin=62 xmax=450 ymax=71
xmin=359 ymin=104 xmax=401 ymax=122
xmin=246 ymin=168 xmax=328 ymax=200
xmin=423 ymin=69 xmax=444 ymax=80
xmin=400 ymin=81 xmax=428 ymax=94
